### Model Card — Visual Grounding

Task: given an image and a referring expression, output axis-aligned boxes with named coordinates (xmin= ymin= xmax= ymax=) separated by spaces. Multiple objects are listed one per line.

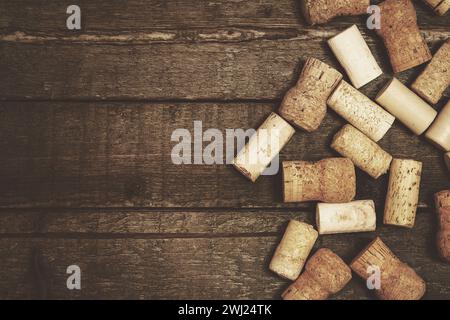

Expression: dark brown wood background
xmin=0 ymin=0 xmax=449 ymax=299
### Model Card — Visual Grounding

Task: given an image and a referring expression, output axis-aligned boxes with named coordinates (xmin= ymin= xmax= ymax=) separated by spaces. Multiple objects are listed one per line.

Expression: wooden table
xmin=0 ymin=0 xmax=449 ymax=299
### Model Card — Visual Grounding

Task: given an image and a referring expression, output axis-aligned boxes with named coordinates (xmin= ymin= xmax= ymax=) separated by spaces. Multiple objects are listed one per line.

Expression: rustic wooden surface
xmin=0 ymin=0 xmax=449 ymax=299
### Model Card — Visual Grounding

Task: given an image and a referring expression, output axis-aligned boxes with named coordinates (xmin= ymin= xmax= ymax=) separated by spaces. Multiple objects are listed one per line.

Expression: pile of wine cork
xmin=230 ymin=0 xmax=449 ymax=300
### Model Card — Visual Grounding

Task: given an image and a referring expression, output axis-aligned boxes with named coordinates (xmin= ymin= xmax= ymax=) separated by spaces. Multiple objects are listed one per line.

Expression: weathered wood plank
xmin=0 ymin=207 xmax=440 ymax=235
xmin=0 ymin=0 xmax=448 ymax=301
xmin=0 ymin=209 xmax=304 ymax=235
xmin=0 ymin=208 xmax=448 ymax=299
xmin=1 ymin=0 xmax=448 ymax=34
xmin=0 ymin=102 xmax=448 ymax=209
xmin=1 ymin=33 xmax=448 ymax=100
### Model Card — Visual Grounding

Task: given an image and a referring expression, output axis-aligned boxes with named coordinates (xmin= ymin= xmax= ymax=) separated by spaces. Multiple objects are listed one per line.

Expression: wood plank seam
xmin=0 ymin=28 xmax=448 ymax=44
xmin=0 ymin=232 xmax=279 ymax=239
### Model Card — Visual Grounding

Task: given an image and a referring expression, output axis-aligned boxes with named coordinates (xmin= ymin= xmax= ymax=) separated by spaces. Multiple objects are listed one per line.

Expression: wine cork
xmin=328 ymin=25 xmax=383 ymax=89
xmin=232 ymin=113 xmax=295 ymax=182
xmin=269 ymin=220 xmax=318 ymax=280
xmin=327 ymin=81 xmax=395 ymax=142
xmin=383 ymin=159 xmax=422 ymax=228
xmin=376 ymin=78 xmax=437 ymax=135
xmin=437 ymin=207 xmax=450 ymax=263
xmin=377 ymin=0 xmax=432 ymax=73
xmin=351 ymin=237 xmax=426 ymax=300
xmin=435 ymin=191 xmax=450 ymax=262
xmin=316 ymin=200 xmax=376 ymax=235
xmin=279 ymin=58 xmax=343 ymax=132
xmin=282 ymin=248 xmax=352 ymax=300
xmin=412 ymin=40 xmax=450 ymax=105
xmin=331 ymin=124 xmax=392 ymax=179
xmin=435 ymin=190 xmax=450 ymax=209
xmin=300 ymin=0 xmax=369 ymax=25
xmin=425 ymin=100 xmax=450 ymax=151
xmin=423 ymin=0 xmax=450 ymax=15
xmin=283 ymin=158 xmax=356 ymax=203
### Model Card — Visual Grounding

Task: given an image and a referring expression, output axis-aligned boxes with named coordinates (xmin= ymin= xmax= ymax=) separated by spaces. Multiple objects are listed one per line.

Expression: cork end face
xmin=269 ymin=260 xmax=299 ymax=281
xmin=231 ymin=160 xmax=257 ymax=183
xmin=354 ymin=68 xmax=383 ymax=90
xmin=328 ymin=24 xmax=359 ymax=45
xmin=330 ymin=125 xmax=359 ymax=155
xmin=435 ymin=190 xmax=450 ymax=209
xmin=411 ymin=83 xmax=439 ymax=105
xmin=305 ymin=248 xmax=352 ymax=294
xmin=376 ymin=78 xmax=397 ymax=101
xmin=331 ymin=124 xmax=353 ymax=147
xmin=434 ymin=1 xmax=450 ymax=15
xmin=392 ymin=53 xmax=432 ymax=74
xmin=288 ymin=219 xmax=319 ymax=240
xmin=326 ymin=80 xmax=344 ymax=106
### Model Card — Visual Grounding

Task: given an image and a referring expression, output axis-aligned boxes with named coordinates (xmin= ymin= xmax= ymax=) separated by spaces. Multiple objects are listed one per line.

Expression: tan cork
xmin=300 ymin=0 xmax=370 ymax=25
xmin=232 ymin=112 xmax=295 ymax=182
xmin=282 ymin=248 xmax=352 ymax=300
xmin=316 ymin=200 xmax=376 ymax=235
xmin=328 ymin=25 xmax=382 ymax=88
xmin=328 ymin=80 xmax=395 ymax=142
xmin=269 ymin=220 xmax=318 ymax=280
xmin=423 ymin=0 xmax=450 ymax=15
xmin=383 ymin=159 xmax=422 ymax=228
xmin=412 ymin=39 xmax=450 ymax=105
xmin=435 ymin=190 xmax=450 ymax=262
xmin=279 ymin=57 xmax=342 ymax=132
xmin=376 ymin=78 xmax=437 ymax=135
xmin=351 ymin=237 xmax=426 ymax=300
xmin=377 ymin=0 xmax=432 ymax=73
xmin=331 ymin=124 xmax=392 ymax=179
xmin=282 ymin=158 xmax=356 ymax=203
xmin=425 ymin=99 xmax=450 ymax=151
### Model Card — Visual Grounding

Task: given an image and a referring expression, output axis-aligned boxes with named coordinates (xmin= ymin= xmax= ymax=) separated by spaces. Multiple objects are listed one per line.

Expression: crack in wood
xmin=1 ymin=28 xmax=447 ymax=45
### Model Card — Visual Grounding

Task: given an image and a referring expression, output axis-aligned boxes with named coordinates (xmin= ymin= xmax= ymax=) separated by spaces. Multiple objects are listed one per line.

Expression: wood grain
xmin=0 ymin=209 xmax=306 ymax=235
xmin=0 ymin=208 xmax=448 ymax=299
xmin=1 ymin=0 xmax=449 ymax=300
xmin=0 ymin=102 xmax=448 ymax=209
xmin=1 ymin=0 xmax=448 ymax=33
xmin=1 ymin=35 xmax=448 ymax=100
